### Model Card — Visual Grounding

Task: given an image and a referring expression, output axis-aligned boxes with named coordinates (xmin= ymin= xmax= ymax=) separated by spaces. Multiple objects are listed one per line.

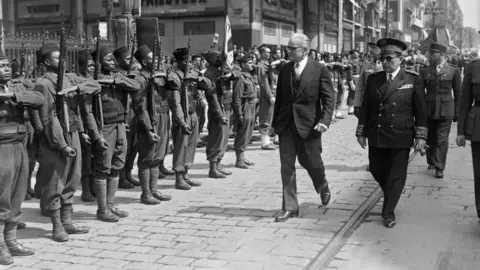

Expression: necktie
xmin=387 ymin=73 xmax=393 ymax=84
xmin=295 ymin=63 xmax=300 ymax=78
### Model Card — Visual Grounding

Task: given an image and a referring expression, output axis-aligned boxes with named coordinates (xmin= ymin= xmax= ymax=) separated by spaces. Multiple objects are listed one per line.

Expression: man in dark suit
xmin=272 ymin=33 xmax=335 ymax=223
xmin=356 ymin=38 xmax=428 ymax=228
xmin=420 ymin=43 xmax=462 ymax=179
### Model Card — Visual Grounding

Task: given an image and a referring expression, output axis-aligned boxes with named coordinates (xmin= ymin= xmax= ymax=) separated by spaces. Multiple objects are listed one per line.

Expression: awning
xmin=350 ymin=0 xmax=361 ymax=9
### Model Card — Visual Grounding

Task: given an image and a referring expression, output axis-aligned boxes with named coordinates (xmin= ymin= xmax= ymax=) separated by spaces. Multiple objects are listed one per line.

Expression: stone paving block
xmin=94 ymin=259 xmax=131 ymax=268
xmin=194 ymin=230 xmax=227 ymax=238
xmin=209 ymin=251 xmax=251 ymax=261
xmin=149 ymin=247 xmax=184 ymax=256
xmin=7 ymin=267 xmax=43 ymax=270
xmin=156 ymin=256 xmax=195 ymax=266
xmin=65 ymin=247 xmax=104 ymax=257
xmin=121 ymin=231 xmax=151 ymax=239
xmin=93 ymin=236 xmax=122 ymax=243
xmin=33 ymin=261 xmax=71 ymax=269
xmin=94 ymin=250 xmax=132 ymax=260
xmin=8 ymin=258 xmax=41 ymax=267
xmin=224 ymin=261 xmax=266 ymax=270
xmin=62 ymin=264 xmax=100 ymax=270
xmin=142 ymin=226 xmax=171 ymax=234
xmin=178 ymin=250 xmax=214 ymax=259
xmin=174 ymin=242 xmax=207 ymax=250
xmin=34 ymin=252 xmax=76 ymax=263
xmin=142 ymin=240 xmax=177 ymax=248
xmin=124 ymin=253 xmax=163 ymax=263
xmin=68 ymin=256 xmax=101 ymax=265
xmin=118 ymin=244 xmax=154 ymax=253
xmin=191 ymin=259 xmax=229 ymax=268
xmin=159 ymin=266 xmax=195 ymax=270
xmin=88 ymin=242 xmax=124 ymax=251
xmin=124 ymin=262 xmax=165 ymax=270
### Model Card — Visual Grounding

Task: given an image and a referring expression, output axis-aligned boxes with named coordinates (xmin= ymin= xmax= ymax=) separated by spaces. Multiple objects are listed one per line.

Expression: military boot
xmin=150 ymin=167 xmax=172 ymax=201
xmin=159 ymin=160 xmax=174 ymax=176
xmin=125 ymin=170 xmax=141 ymax=186
xmin=94 ymin=179 xmax=119 ymax=222
xmin=60 ymin=204 xmax=90 ymax=235
xmin=118 ymin=170 xmax=134 ymax=189
xmin=209 ymin=161 xmax=226 ymax=179
xmin=0 ymin=222 xmax=12 ymax=265
xmin=106 ymin=177 xmax=128 ymax=218
xmin=4 ymin=222 xmax=34 ymax=257
xmin=50 ymin=209 xmax=69 ymax=242
xmin=217 ymin=159 xmax=232 ymax=176
xmin=139 ymin=167 xmax=161 ymax=205
xmin=235 ymin=151 xmax=248 ymax=169
xmin=81 ymin=174 xmax=95 ymax=202
xmin=175 ymin=172 xmax=191 ymax=190
xmin=183 ymin=168 xmax=201 ymax=187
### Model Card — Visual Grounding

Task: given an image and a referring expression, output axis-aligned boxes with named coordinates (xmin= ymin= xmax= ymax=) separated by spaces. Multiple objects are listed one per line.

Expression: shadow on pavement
xmin=324 ymin=164 xmax=369 ymax=172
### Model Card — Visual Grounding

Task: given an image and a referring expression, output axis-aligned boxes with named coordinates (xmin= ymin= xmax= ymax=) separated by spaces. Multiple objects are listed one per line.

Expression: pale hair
xmin=289 ymin=33 xmax=310 ymax=52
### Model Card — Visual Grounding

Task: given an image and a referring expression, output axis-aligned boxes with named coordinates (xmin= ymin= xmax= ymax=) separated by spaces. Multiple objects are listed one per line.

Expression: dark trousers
xmin=470 ymin=143 xmax=480 ymax=216
xmin=81 ymin=142 xmax=95 ymax=192
xmin=137 ymin=111 xmax=170 ymax=168
xmin=196 ymin=101 xmax=206 ymax=135
xmin=426 ymin=118 xmax=452 ymax=171
xmin=336 ymin=81 xmax=344 ymax=109
xmin=94 ymin=123 xmax=127 ymax=177
xmin=279 ymin=125 xmax=326 ymax=211
xmin=0 ymin=142 xmax=28 ymax=223
xmin=124 ymin=117 xmax=138 ymax=173
xmin=172 ymin=112 xmax=198 ymax=172
xmin=368 ymin=147 xmax=409 ymax=219
xmin=206 ymin=109 xmax=231 ymax=162
xmin=234 ymin=102 xmax=256 ymax=155
xmin=37 ymin=131 xmax=81 ymax=210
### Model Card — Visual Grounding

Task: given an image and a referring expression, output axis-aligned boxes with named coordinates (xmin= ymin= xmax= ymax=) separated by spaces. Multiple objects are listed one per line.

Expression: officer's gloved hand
xmin=96 ymin=137 xmax=110 ymax=151
xmin=61 ymin=146 xmax=76 ymax=157
xmin=219 ymin=117 xmax=229 ymax=126
xmin=147 ymin=131 xmax=160 ymax=144
xmin=181 ymin=124 xmax=192 ymax=135
xmin=354 ymin=107 xmax=361 ymax=118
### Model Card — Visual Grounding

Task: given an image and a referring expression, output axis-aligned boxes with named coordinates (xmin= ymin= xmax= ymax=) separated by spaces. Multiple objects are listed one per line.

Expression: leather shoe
xmin=152 ymin=191 xmax=172 ymax=201
xmin=63 ymin=223 xmax=90 ymax=234
xmin=261 ymin=144 xmax=276 ymax=150
xmin=320 ymin=183 xmax=331 ymax=206
xmin=434 ymin=170 xmax=444 ymax=179
xmin=235 ymin=160 xmax=248 ymax=169
xmin=383 ymin=217 xmax=396 ymax=228
xmin=6 ymin=240 xmax=34 ymax=256
xmin=217 ymin=167 xmax=232 ymax=176
xmin=160 ymin=166 xmax=175 ymax=176
xmin=17 ymin=222 xmax=26 ymax=230
xmin=242 ymin=158 xmax=255 ymax=166
xmin=0 ymin=242 xmax=13 ymax=265
xmin=274 ymin=210 xmax=299 ymax=222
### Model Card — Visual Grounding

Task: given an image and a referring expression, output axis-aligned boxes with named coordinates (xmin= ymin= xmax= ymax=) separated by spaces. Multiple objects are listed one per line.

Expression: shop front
xmin=261 ymin=0 xmax=300 ymax=47
xmin=323 ymin=0 xmax=339 ymax=53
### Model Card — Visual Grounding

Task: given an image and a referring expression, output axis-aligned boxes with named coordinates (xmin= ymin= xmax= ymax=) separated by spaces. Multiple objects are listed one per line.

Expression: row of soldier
xmin=0 ymin=39 xmax=271 ymax=264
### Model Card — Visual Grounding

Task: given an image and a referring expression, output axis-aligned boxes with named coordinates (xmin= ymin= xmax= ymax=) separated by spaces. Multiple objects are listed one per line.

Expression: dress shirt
xmin=386 ymin=66 xmax=401 ymax=81
xmin=294 ymin=56 xmax=308 ymax=78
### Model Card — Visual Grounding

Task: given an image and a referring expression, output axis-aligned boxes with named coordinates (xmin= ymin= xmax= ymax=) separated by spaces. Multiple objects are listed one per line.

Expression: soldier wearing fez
xmin=34 ymin=42 xmax=102 ymax=242
xmin=166 ymin=48 xmax=204 ymax=190
xmin=232 ymin=54 xmax=258 ymax=169
xmin=199 ymin=49 xmax=233 ymax=178
xmin=420 ymin=43 xmax=461 ymax=179
xmin=132 ymin=44 xmax=177 ymax=204
xmin=90 ymin=46 xmax=140 ymax=222
xmin=356 ymin=38 xmax=428 ymax=228
xmin=113 ymin=46 xmax=142 ymax=189
xmin=0 ymin=48 xmax=43 ymax=265
xmin=77 ymin=51 xmax=97 ymax=202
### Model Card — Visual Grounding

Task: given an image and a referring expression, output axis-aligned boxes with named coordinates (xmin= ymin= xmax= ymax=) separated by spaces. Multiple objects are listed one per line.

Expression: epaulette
xmin=404 ymin=69 xmax=419 ymax=76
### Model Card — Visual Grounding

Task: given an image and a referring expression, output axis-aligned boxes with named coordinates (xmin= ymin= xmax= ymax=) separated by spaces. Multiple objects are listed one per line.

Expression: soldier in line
xmin=192 ymin=54 xmax=208 ymax=148
xmin=77 ymin=51 xmax=97 ymax=202
xmin=0 ymin=50 xmax=43 ymax=265
xmin=420 ymin=43 xmax=462 ymax=179
xmin=232 ymin=54 xmax=258 ymax=169
xmin=200 ymin=49 xmax=232 ymax=178
xmin=132 ymin=45 xmax=176 ymax=204
xmin=91 ymin=46 xmax=141 ymax=222
xmin=257 ymin=45 xmax=277 ymax=151
xmin=34 ymin=42 xmax=101 ymax=242
xmin=356 ymin=38 xmax=428 ymax=228
xmin=113 ymin=46 xmax=141 ymax=189
xmin=166 ymin=48 xmax=202 ymax=190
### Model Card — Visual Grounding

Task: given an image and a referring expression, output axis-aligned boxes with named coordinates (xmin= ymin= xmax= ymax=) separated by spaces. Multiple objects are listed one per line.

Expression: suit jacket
xmin=356 ymin=69 xmax=428 ymax=148
xmin=458 ymin=59 xmax=480 ymax=141
xmin=420 ymin=63 xmax=461 ymax=119
xmin=272 ymin=58 xmax=335 ymax=139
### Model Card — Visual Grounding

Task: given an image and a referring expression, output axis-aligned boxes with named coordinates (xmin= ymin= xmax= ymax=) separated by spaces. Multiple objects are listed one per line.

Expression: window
xmin=343 ymin=0 xmax=353 ymax=21
xmin=281 ymin=24 xmax=293 ymax=37
xmin=158 ymin=23 xmax=165 ymax=36
xmin=27 ymin=4 xmax=60 ymax=14
xmin=263 ymin=21 xmax=277 ymax=36
xmin=184 ymin=21 xmax=215 ymax=35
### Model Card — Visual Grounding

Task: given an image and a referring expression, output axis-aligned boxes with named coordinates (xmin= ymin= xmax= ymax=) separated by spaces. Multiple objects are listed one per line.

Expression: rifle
xmin=83 ymin=33 xmax=89 ymax=76
xmin=20 ymin=42 xmax=26 ymax=77
xmin=126 ymin=19 xmax=136 ymax=119
xmin=148 ymin=30 xmax=158 ymax=134
xmin=57 ymin=14 xmax=70 ymax=133
xmin=94 ymin=21 xmax=104 ymax=130
xmin=183 ymin=31 xmax=192 ymax=122
xmin=267 ymin=45 xmax=273 ymax=87
xmin=156 ymin=28 xmax=164 ymax=71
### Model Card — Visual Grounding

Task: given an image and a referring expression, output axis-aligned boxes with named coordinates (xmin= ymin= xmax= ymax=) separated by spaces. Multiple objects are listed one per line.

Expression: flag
xmin=224 ymin=15 xmax=234 ymax=69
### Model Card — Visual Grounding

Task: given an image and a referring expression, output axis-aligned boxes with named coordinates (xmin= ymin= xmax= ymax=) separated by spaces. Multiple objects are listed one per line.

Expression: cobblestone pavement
xmin=326 ymin=123 xmax=480 ymax=270
xmin=7 ymin=113 xmax=376 ymax=270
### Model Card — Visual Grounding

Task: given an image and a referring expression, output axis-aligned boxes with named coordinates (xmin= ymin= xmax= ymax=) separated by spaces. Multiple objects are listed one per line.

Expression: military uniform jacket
xmin=458 ymin=60 xmax=480 ymax=141
xmin=354 ymin=60 xmax=383 ymax=107
xmin=420 ymin=62 xmax=461 ymax=119
xmin=356 ymin=69 xmax=428 ymax=148
xmin=202 ymin=67 xmax=227 ymax=122
xmin=0 ymin=80 xmax=44 ymax=144
xmin=257 ymin=60 xmax=275 ymax=100
xmin=232 ymin=71 xmax=257 ymax=118
xmin=78 ymin=74 xmax=102 ymax=141
xmin=35 ymin=72 xmax=101 ymax=151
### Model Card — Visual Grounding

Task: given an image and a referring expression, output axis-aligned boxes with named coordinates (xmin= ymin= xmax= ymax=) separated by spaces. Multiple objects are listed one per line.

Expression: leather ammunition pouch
xmin=103 ymin=100 xmax=125 ymax=125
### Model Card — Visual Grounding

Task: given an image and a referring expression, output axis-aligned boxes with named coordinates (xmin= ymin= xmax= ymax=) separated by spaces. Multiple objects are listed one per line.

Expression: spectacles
xmin=379 ymin=56 xmax=397 ymax=62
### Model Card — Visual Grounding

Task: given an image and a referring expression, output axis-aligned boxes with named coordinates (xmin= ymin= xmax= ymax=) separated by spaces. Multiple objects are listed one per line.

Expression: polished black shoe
xmin=217 ymin=167 xmax=232 ymax=176
xmin=242 ymin=158 xmax=255 ymax=166
xmin=0 ymin=242 xmax=13 ymax=265
xmin=118 ymin=179 xmax=135 ymax=189
xmin=184 ymin=178 xmax=202 ymax=187
xmin=52 ymin=224 xmax=69 ymax=242
xmin=17 ymin=222 xmax=26 ymax=230
xmin=63 ymin=223 xmax=90 ymax=234
xmin=383 ymin=217 xmax=396 ymax=228
xmin=108 ymin=206 xmax=129 ymax=218
xmin=81 ymin=191 xmax=96 ymax=202
xmin=152 ymin=191 xmax=172 ymax=201
xmin=126 ymin=171 xmax=141 ymax=186
xmin=160 ymin=166 xmax=175 ymax=176
xmin=427 ymin=165 xmax=435 ymax=170
xmin=141 ymin=195 xmax=162 ymax=205
xmin=6 ymin=240 xmax=35 ymax=256
xmin=320 ymin=183 xmax=331 ymax=206
xmin=274 ymin=210 xmax=299 ymax=222
xmin=434 ymin=170 xmax=444 ymax=179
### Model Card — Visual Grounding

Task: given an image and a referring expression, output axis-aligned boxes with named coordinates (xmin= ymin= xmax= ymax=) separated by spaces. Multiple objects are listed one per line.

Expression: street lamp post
xmin=423 ymin=0 xmax=445 ymax=29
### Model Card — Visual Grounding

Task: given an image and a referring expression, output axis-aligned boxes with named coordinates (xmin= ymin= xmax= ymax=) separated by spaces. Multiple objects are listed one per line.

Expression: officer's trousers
xmin=470 ymin=143 xmax=480 ymax=217
xmin=206 ymin=109 xmax=231 ymax=162
xmin=426 ymin=118 xmax=452 ymax=171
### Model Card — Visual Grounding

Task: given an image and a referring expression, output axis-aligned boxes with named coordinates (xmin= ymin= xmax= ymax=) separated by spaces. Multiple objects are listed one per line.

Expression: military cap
xmin=78 ymin=50 xmax=93 ymax=66
xmin=429 ymin=43 xmax=447 ymax=54
xmin=201 ymin=49 xmax=220 ymax=64
xmin=39 ymin=42 xmax=60 ymax=62
xmin=91 ymin=46 xmax=113 ymax=61
xmin=133 ymin=45 xmax=152 ymax=62
xmin=113 ymin=46 xmax=130 ymax=60
xmin=173 ymin=48 xmax=189 ymax=62
xmin=237 ymin=53 xmax=253 ymax=64
xmin=377 ymin=38 xmax=407 ymax=54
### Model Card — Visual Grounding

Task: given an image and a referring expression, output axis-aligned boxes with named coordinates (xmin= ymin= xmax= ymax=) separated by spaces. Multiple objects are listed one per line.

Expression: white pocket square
xmin=399 ymin=84 xmax=413 ymax=89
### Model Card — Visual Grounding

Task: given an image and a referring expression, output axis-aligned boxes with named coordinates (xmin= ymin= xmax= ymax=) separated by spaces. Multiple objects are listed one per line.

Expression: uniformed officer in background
xmin=356 ymin=38 xmax=428 ymax=228
xmin=420 ymin=43 xmax=461 ymax=179
xmin=0 ymin=49 xmax=43 ymax=265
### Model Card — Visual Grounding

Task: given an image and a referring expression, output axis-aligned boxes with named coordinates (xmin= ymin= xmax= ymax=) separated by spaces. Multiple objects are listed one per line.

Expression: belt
xmin=0 ymin=125 xmax=27 ymax=135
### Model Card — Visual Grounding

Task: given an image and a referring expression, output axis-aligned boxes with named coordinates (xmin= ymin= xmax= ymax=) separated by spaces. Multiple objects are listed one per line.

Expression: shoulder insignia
xmin=405 ymin=69 xmax=419 ymax=76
